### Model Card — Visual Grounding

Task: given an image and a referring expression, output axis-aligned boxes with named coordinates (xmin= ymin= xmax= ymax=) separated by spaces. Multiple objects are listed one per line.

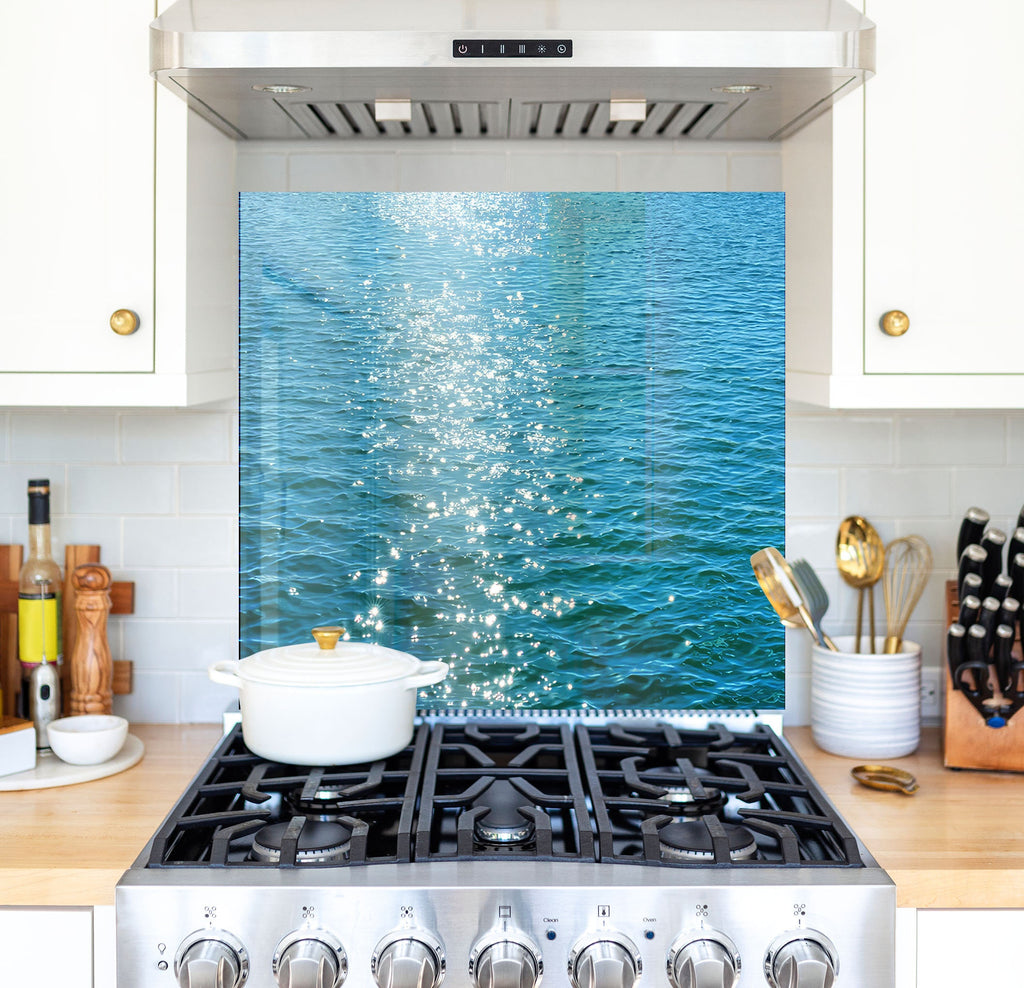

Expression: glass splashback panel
xmin=239 ymin=192 xmax=785 ymax=709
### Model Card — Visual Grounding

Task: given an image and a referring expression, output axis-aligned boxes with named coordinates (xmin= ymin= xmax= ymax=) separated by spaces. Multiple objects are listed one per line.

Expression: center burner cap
xmin=472 ymin=779 xmax=536 ymax=845
xmin=658 ymin=821 xmax=757 ymax=863
xmin=251 ymin=819 xmax=352 ymax=864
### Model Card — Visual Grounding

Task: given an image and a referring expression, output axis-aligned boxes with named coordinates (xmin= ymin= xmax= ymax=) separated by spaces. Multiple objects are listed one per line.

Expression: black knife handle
xmin=947 ymin=623 xmax=967 ymax=688
xmin=998 ymin=596 xmax=1020 ymax=631
xmin=958 ymin=593 xmax=982 ymax=629
xmin=1017 ymin=504 xmax=1024 ymax=535
xmin=1008 ymin=527 xmax=1024 ymax=570
xmin=965 ymin=624 xmax=993 ymax=698
xmin=958 ymin=545 xmax=988 ymax=599
xmin=958 ymin=507 xmax=990 ymax=562
xmin=978 ymin=596 xmax=1002 ymax=649
xmin=994 ymin=624 xmax=1016 ymax=695
xmin=990 ymin=573 xmax=1014 ymax=603
xmin=1011 ymin=552 xmax=1024 ymax=605
xmin=980 ymin=529 xmax=1007 ymax=589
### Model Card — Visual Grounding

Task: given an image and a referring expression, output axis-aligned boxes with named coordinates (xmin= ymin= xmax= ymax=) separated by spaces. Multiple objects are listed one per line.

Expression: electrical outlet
xmin=920 ymin=667 xmax=942 ymax=720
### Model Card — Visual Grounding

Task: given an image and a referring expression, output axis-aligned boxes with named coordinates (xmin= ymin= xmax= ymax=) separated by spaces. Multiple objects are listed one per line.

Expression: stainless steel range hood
xmin=151 ymin=0 xmax=874 ymax=142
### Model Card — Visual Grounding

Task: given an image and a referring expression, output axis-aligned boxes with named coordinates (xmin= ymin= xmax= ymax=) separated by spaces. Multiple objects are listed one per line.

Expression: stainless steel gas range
xmin=116 ymin=711 xmax=894 ymax=988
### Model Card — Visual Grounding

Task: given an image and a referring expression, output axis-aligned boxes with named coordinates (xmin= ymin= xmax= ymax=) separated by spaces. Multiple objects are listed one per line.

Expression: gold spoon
xmin=750 ymin=547 xmax=829 ymax=649
xmin=836 ymin=516 xmax=886 ymax=653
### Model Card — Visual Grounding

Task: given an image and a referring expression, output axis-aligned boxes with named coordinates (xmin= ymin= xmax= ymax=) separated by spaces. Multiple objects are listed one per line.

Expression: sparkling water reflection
xmin=239 ymin=192 xmax=785 ymax=709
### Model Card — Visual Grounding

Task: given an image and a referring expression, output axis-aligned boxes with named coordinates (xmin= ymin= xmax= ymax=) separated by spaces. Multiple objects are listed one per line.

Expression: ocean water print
xmin=239 ymin=191 xmax=785 ymax=710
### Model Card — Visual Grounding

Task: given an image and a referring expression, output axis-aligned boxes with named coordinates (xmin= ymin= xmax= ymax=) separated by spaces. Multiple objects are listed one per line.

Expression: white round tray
xmin=0 ymin=733 xmax=144 ymax=791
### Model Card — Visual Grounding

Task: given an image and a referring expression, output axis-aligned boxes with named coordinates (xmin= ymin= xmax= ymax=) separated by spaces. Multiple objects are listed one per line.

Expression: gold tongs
xmin=851 ymin=764 xmax=919 ymax=795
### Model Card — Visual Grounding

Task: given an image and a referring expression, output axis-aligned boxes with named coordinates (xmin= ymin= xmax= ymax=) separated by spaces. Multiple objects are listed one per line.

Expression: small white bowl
xmin=47 ymin=715 xmax=129 ymax=765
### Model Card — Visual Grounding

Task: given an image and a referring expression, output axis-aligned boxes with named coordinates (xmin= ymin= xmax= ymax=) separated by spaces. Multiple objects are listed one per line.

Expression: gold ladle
xmin=836 ymin=516 xmax=886 ymax=653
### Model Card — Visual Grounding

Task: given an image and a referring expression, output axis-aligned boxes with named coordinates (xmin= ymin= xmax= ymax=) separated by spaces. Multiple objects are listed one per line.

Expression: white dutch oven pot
xmin=209 ymin=626 xmax=448 ymax=765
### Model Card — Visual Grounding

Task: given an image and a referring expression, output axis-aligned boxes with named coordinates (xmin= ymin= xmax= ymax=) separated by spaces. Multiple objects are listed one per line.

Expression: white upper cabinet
xmin=785 ymin=0 xmax=1024 ymax=408
xmin=0 ymin=0 xmax=236 ymax=407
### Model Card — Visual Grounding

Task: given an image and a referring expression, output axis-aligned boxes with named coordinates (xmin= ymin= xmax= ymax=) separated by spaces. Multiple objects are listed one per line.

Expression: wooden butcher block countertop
xmin=1 ymin=725 xmax=1021 ymax=909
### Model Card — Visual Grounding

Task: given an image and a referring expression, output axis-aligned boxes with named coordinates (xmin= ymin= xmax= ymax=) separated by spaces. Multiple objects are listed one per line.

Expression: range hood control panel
xmin=452 ymin=40 xmax=573 ymax=58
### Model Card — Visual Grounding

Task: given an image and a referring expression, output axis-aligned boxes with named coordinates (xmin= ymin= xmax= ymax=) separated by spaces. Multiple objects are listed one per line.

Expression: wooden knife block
xmin=943 ymin=580 xmax=1024 ymax=771
xmin=0 ymin=544 xmax=134 ymax=718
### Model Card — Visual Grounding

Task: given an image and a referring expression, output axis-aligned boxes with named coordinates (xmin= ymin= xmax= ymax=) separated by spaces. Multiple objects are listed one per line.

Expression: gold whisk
xmin=882 ymin=535 xmax=933 ymax=654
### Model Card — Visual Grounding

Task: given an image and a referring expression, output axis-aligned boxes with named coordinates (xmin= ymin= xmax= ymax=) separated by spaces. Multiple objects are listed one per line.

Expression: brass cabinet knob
xmin=880 ymin=310 xmax=910 ymax=337
xmin=109 ymin=308 xmax=140 ymax=336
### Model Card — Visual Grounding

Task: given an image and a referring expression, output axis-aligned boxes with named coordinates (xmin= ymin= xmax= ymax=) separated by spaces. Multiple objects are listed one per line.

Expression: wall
xmin=2 ymin=141 xmax=1020 ymax=723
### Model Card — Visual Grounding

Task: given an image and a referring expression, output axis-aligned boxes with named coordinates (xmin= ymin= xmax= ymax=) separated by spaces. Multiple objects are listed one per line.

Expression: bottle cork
xmin=69 ymin=564 xmax=113 ymax=715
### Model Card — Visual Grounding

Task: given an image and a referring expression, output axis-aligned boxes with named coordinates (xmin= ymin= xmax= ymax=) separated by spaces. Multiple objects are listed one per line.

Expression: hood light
xmin=252 ymin=84 xmax=311 ymax=94
xmin=712 ymin=84 xmax=771 ymax=95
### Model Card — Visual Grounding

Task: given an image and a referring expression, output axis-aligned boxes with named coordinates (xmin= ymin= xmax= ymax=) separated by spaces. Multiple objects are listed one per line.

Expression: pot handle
xmin=405 ymin=660 xmax=450 ymax=690
xmin=209 ymin=660 xmax=243 ymax=689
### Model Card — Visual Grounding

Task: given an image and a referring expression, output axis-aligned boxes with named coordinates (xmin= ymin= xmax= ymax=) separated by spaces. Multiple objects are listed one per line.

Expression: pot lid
xmin=238 ymin=626 xmax=427 ymax=687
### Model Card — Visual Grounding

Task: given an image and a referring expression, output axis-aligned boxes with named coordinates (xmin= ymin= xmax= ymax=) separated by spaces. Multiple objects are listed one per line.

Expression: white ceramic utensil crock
xmin=209 ymin=626 xmax=448 ymax=765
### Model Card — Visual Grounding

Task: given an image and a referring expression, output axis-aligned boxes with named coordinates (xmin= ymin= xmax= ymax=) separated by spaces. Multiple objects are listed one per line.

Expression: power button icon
xmin=458 ymin=44 xmax=468 ymax=54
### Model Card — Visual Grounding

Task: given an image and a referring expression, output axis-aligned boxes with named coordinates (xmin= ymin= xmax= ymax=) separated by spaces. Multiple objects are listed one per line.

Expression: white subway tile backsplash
xmin=950 ymin=467 xmax=1024 ymax=522
xmin=179 ymin=671 xmax=240 ymax=723
xmin=787 ymin=414 xmax=892 ymax=467
xmin=124 ymin=517 xmax=236 ymax=568
xmin=784 ymin=468 xmax=839 ymax=517
xmin=118 ymin=568 xmax=180 ymax=619
xmin=121 ymin=412 xmax=230 ymax=463
xmin=178 ymin=569 xmax=239 ymax=619
xmin=122 ymin=618 xmax=237 ymax=671
xmin=181 ymin=465 xmax=238 ymax=515
xmin=68 ymin=465 xmax=176 ymax=515
xmin=898 ymin=413 xmax=1006 ymax=466
xmin=50 ymin=516 xmax=124 ymax=567
xmin=10 ymin=412 xmax=117 ymax=463
xmin=0 ymin=465 xmax=67 ymax=514
xmin=113 ymin=670 xmax=181 ymax=724
xmin=843 ymin=468 xmax=951 ymax=518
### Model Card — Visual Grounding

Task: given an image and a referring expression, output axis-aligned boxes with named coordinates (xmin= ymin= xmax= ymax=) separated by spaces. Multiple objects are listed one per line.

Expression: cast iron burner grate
xmin=142 ymin=719 xmax=863 ymax=869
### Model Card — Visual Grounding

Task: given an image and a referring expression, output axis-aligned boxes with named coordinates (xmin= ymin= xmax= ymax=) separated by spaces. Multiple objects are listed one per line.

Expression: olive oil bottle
xmin=18 ymin=479 xmax=62 ymax=725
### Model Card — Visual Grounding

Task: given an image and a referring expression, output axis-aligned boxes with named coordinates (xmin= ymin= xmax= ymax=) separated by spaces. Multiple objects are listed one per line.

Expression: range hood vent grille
xmin=279 ymin=99 xmax=736 ymax=140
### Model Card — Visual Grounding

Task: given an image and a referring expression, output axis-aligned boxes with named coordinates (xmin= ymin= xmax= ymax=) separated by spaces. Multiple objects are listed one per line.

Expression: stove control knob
xmin=372 ymin=931 xmax=446 ymax=988
xmin=668 ymin=932 xmax=740 ymax=988
xmin=470 ymin=934 xmax=543 ymax=988
xmin=764 ymin=931 xmax=838 ymax=988
xmin=568 ymin=934 xmax=642 ymax=988
xmin=174 ymin=930 xmax=249 ymax=988
xmin=273 ymin=931 xmax=347 ymax=988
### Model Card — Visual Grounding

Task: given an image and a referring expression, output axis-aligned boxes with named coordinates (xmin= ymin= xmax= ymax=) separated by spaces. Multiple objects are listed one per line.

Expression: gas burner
xmin=286 ymin=785 xmax=353 ymax=820
xmin=251 ymin=820 xmax=352 ymax=864
xmin=472 ymin=780 xmax=536 ymax=845
xmin=656 ymin=785 xmax=727 ymax=818
xmin=657 ymin=821 xmax=758 ymax=863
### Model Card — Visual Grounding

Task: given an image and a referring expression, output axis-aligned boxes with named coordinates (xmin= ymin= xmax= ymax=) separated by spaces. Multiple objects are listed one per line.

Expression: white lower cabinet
xmin=0 ymin=906 xmax=94 ymax=987
xmin=916 ymin=910 xmax=1024 ymax=986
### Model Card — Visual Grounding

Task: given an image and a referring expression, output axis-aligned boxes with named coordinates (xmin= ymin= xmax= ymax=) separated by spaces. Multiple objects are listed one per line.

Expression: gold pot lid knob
xmin=109 ymin=308 xmax=140 ymax=336
xmin=311 ymin=626 xmax=345 ymax=650
xmin=880 ymin=310 xmax=910 ymax=337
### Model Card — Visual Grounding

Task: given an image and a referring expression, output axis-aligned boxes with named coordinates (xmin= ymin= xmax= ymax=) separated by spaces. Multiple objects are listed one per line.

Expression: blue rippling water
xmin=239 ymin=192 xmax=785 ymax=710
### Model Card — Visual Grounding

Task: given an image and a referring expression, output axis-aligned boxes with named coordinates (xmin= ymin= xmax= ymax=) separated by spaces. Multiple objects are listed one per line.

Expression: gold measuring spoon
xmin=851 ymin=764 xmax=919 ymax=795
xmin=836 ymin=516 xmax=885 ymax=653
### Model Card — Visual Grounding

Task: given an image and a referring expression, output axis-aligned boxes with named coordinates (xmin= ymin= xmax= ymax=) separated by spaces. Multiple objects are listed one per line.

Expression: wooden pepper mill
xmin=69 ymin=563 xmax=113 ymax=715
